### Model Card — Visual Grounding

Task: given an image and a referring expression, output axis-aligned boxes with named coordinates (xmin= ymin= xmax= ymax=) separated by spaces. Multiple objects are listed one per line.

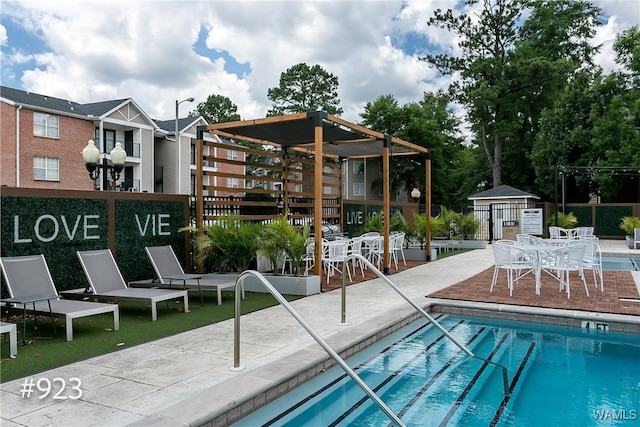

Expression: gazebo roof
xmin=205 ymin=111 xmax=428 ymax=159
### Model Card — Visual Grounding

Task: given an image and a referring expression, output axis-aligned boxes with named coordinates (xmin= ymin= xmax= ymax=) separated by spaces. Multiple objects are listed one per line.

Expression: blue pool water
xmin=601 ymin=256 xmax=640 ymax=271
xmin=233 ymin=315 xmax=640 ymax=426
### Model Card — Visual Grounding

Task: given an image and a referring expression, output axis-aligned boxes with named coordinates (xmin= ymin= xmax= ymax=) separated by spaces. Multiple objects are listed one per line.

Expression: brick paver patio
xmin=429 ymin=267 xmax=640 ymax=316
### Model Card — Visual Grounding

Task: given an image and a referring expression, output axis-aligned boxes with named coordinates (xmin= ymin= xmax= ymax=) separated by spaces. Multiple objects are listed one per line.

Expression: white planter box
xmin=404 ymin=248 xmax=427 ymax=261
xmin=462 ymin=240 xmax=486 ymax=249
xmin=242 ymin=274 xmax=321 ymax=296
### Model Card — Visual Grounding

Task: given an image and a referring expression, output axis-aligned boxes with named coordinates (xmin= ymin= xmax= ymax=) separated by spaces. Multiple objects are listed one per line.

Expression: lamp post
xmin=82 ymin=140 xmax=127 ymax=190
xmin=175 ymin=97 xmax=195 ymax=194
xmin=411 ymin=187 xmax=421 ymax=208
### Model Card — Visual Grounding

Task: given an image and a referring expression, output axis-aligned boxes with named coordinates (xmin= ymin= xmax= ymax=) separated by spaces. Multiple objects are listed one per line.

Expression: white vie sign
xmin=521 ymin=209 xmax=543 ymax=235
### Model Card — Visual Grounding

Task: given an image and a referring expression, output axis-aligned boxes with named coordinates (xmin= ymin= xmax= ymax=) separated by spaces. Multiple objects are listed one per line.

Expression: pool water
xmin=601 ymin=256 xmax=640 ymax=271
xmin=233 ymin=315 xmax=640 ymax=426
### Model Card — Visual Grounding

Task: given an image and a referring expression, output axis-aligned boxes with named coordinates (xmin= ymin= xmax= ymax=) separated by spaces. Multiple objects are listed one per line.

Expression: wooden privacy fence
xmin=198 ymin=139 xmax=342 ymax=227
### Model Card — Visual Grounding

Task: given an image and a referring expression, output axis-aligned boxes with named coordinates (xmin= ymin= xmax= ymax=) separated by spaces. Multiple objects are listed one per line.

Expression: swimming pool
xmin=232 ymin=314 xmax=640 ymax=426
xmin=601 ymin=256 xmax=640 ymax=271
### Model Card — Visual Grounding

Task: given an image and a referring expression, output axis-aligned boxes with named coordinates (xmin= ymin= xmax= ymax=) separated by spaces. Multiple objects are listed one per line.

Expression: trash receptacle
xmin=502 ymin=220 xmax=519 ymax=240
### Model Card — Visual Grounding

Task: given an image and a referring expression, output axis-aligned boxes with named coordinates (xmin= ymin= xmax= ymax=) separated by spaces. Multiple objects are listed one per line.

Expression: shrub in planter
xmin=181 ymin=215 xmax=263 ymax=272
xmin=548 ymin=211 xmax=578 ymax=228
xmin=457 ymin=212 xmax=480 ymax=240
xmin=620 ymin=216 xmax=640 ymax=236
xmin=260 ymin=215 xmax=310 ymax=276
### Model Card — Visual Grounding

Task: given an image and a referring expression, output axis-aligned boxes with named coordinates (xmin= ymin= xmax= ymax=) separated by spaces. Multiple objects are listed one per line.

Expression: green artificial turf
xmin=0 ymin=291 xmax=302 ymax=383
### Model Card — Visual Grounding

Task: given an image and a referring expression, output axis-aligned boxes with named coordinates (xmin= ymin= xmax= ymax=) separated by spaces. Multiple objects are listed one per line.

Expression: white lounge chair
xmin=0 ymin=322 xmax=18 ymax=356
xmin=133 ymin=245 xmax=243 ymax=306
xmin=0 ymin=254 xmax=119 ymax=341
xmin=77 ymin=249 xmax=189 ymax=321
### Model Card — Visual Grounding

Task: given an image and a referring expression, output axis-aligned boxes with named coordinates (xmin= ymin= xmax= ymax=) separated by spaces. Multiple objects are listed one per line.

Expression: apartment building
xmin=0 ymin=86 xmax=241 ymax=196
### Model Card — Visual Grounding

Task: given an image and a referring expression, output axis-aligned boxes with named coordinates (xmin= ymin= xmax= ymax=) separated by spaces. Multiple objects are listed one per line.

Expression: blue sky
xmin=1 ymin=0 xmax=638 ymax=125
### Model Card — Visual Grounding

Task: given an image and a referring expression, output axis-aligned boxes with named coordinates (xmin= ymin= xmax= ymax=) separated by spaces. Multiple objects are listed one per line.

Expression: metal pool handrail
xmin=231 ymin=270 xmax=406 ymax=427
xmin=340 ymin=254 xmax=511 ymax=397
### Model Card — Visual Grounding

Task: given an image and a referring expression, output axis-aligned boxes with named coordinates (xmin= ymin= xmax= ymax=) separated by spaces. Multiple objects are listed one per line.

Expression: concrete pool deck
xmin=0 ymin=240 xmax=638 ymax=426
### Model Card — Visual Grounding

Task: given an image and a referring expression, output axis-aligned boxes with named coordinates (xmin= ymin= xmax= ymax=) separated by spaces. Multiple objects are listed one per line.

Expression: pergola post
xmin=425 ymin=153 xmax=432 ymax=260
xmin=311 ymin=112 xmax=325 ymax=276
xmin=195 ymin=126 xmax=206 ymax=273
xmin=382 ymin=136 xmax=390 ymax=274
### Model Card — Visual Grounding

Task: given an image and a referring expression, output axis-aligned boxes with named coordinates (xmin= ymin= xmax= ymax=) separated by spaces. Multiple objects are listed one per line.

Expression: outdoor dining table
xmin=514 ymin=243 xmax=564 ymax=295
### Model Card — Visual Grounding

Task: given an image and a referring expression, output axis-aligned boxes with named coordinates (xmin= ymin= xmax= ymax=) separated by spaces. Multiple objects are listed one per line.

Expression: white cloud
xmin=2 ymin=0 xmax=639 ymax=125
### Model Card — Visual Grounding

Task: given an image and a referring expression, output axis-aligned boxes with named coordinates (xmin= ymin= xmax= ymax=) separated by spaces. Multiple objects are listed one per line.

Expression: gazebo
xmin=195 ymin=111 xmax=431 ymax=275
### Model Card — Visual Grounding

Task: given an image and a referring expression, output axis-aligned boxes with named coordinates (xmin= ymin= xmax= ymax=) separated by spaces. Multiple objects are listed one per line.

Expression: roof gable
xmin=469 ymin=184 xmax=539 ymax=200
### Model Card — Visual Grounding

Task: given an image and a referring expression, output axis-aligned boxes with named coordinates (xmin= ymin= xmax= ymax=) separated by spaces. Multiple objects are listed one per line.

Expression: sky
xmin=1 ymin=0 xmax=639 ymax=126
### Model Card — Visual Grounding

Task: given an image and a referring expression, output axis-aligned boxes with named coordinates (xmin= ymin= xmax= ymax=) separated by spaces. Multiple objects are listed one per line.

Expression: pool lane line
xmin=488 ymin=341 xmax=537 ymax=427
xmin=438 ymin=333 xmax=510 ymax=427
xmin=390 ymin=326 xmax=490 ymax=423
xmin=328 ymin=321 xmax=481 ymax=427
xmin=260 ymin=315 xmax=449 ymax=426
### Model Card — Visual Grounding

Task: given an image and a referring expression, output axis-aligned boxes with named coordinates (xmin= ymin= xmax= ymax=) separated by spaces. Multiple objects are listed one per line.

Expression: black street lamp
xmin=82 ymin=139 xmax=127 ymax=190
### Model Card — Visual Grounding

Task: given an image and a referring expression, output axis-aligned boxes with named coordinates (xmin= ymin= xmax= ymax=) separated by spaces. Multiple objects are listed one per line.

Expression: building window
xmin=228 ymin=150 xmax=238 ymax=161
xmin=33 ymin=112 xmax=59 ymax=138
xmin=33 ymin=157 xmax=59 ymax=181
xmin=353 ymin=159 xmax=364 ymax=174
xmin=228 ymin=177 xmax=239 ymax=188
xmin=353 ymin=182 xmax=364 ymax=196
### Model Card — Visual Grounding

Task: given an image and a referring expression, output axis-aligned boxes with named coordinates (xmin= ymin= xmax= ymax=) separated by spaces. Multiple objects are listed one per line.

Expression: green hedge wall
xmin=595 ymin=205 xmax=631 ymax=236
xmin=114 ymin=199 xmax=186 ymax=282
xmin=1 ymin=194 xmax=187 ymax=295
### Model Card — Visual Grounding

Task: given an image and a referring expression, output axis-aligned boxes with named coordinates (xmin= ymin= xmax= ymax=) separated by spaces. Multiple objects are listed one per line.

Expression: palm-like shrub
xmin=260 ymin=215 xmax=310 ymax=276
xmin=620 ymin=216 xmax=640 ymax=235
xmin=361 ymin=214 xmax=383 ymax=233
xmin=181 ymin=215 xmax=263 ymax=272
xmin=548 ymin=211 xmax=578 ymax=228
xmin=457 ymin=212 xmax=480 ymax=240
xmin=411 ymin=212 xmax=427 ymax=249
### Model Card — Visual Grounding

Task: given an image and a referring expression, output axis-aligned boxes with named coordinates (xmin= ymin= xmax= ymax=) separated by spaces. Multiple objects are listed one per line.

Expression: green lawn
xmin=0 ymin=291 xmax=301 ymax=383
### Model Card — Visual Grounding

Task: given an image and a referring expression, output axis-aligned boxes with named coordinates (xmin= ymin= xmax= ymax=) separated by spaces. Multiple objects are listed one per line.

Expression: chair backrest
xmin=549 ymin=226 xmax=560 ymax=238
xmin=582 ymin=240 xmax=601 ymax=264
xmin=394 ymin=232 xmax=405 ymax=249
xmin=0 ymin=254 xmax=58 ymax=298
xmin=324 ymin=240 xmax=349 ymax=259
xmin=145 ymin=246 xmax=185 ymax=284
xmin=561 ymin=242 xmax=587 ymax=267
xmin=77 ymin=249 xmax=128 ymax=293
xmin=492 ymin=243 xmax=516 ymax=266
xmin=516 ymin=234 xmax=535 ymax=245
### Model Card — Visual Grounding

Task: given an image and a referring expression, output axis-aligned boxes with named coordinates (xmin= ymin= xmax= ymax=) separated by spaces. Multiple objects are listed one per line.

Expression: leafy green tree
xmin=532 ymin=27 xmax=640 ymax=202
xmin=614 ymin=25 xmax=640 ymax=78
xmin=359 ymin=92 xmax=465 ymax=205
xmin=267 ymin=63 xmax=343 ymax=116
xmin=190 ymin=94 xmax=241 ymax=124
xmin=421 ymin=0 xmax=600 ymax=189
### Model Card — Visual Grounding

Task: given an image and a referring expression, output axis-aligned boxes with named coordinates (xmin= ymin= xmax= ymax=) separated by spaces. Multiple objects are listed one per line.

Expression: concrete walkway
xmin=0 ymin=240 xmax=637 ymax=426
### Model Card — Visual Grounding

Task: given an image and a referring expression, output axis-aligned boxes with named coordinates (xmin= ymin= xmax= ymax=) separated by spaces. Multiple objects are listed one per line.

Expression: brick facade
xmin=1 ymin=102 xmax=95 ymax=190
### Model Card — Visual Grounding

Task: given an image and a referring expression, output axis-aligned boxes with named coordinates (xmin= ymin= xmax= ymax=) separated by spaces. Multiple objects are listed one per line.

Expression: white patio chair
xmin=391 ymin=232 xmax=407 ymax=269
xmin=322 ymin=240 xmax=352 ymax=284
xmin=346 ymin=237 xmax=366 ymax=277
xmin=491 ymin=242 xmax=535 ymax=296
xmin=550 ymin=241 xmax=589 ymax=299
xmin=581 ymin=239 xmax=603 ymax=292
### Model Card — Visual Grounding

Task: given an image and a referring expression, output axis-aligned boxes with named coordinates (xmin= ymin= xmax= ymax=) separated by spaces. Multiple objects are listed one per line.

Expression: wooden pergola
xmin=196 ymin=111 xmax=431 ymax=275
